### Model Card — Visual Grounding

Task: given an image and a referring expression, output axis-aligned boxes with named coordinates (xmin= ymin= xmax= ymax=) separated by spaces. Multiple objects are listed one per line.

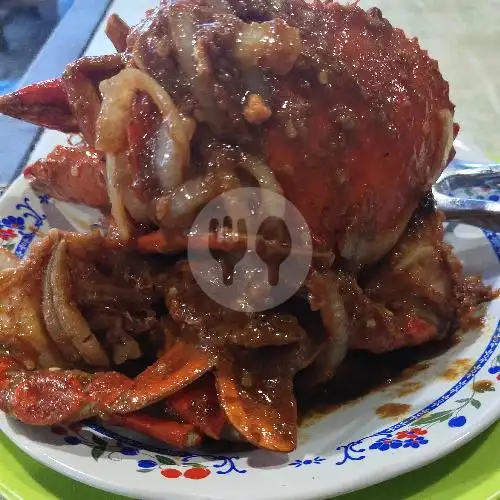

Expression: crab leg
xmin=105 ymin=13 xmax=130 ymax=53
xmin=0 ymin=341 xmax=213 ymax=426
xmin=62 ymin=55 xmax=125 ymax=146
xmin=215 ymin=353 xmax=297 ymax=453
xmin=165 ymin=373 xmax=226 ymax=440
xmin=24 ymin=146 xmax=108 ymax=209
xmin=0 ymin=79 xmax=78 ymax=132
xmin=0 ymin=56 xmax=124 ymax=146
xmin=108 ymin=413 xmax=203 ymax=448
xmin=136 ymin=230 xmax=246 ymax=254
xmin=103 ymin=341 xmax=214 ymax=414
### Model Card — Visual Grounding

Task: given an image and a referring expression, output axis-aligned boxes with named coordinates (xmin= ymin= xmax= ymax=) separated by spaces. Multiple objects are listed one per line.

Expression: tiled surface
xmin=359 ymin=0 xmax=500 ymax=159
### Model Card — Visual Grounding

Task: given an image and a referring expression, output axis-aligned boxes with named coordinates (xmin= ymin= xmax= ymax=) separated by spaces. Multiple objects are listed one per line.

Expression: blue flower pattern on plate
xmin=448 ymin=416 xmax=467 ymax=428
xmin=369 ymin=437 xmax=403 ymax=451
xmin=138 ymin=459 xmax=157 ymax=469
xmin=289 ymin=457 xmax=326 ymax=468
xmin=402 ymin=436 xmax=428 ymax=448
xmin=64 ymin=436 xmax=82 ymax=445
xmin=120 ymin=447 xmax=140 ymax=456
xmin=1 ymin=216 xmax=25 ymax=230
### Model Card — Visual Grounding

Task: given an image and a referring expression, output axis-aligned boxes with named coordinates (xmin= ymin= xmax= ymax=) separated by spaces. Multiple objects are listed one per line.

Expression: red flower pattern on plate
xmin=0 ymin=228 xmax=16 ymax=241
xmin=395 ymin=428 xmax=428 ymax=440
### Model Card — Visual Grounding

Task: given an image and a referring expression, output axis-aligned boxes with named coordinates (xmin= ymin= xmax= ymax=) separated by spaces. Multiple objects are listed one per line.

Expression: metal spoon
xmin=433 ymin=162 xmax=500 ymax=232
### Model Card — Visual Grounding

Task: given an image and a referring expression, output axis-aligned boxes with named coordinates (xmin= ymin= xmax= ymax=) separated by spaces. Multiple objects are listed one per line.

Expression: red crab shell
xmin=0 ymin=1 xmax=456 ymax=267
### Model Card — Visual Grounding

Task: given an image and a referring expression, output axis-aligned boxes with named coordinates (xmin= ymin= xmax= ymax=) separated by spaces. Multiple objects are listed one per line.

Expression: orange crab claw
xmin=96 ymin=340 xmax=214 ymax=414
xmin=0 ymin=341 xmax=214 ymax=425
xmin=0 ymin=56 xmax=124 ymax=146
xmin=0 ymin=364 xmax=90 ymax=425
xmin=105 ymin=13 xmax=130 ymax=53
xmin=24 ymin=146 xmax=108 ymax=209
xmin=165 ymin=373 xmax=226 ymax=440
xmin=108 ymin=413 xmax=203 ymax=448
xmin=0 ymin=78 xmax=78 ymax=132
xmin=216 ymin=354 xmax=297 ymax=453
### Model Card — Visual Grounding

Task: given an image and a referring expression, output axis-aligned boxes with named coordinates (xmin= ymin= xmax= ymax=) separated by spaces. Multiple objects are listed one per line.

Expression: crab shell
xmin=260 ymin=5 xmax=456 ymax=266
xmin=0 ymin=1 xmax=456 ymax=269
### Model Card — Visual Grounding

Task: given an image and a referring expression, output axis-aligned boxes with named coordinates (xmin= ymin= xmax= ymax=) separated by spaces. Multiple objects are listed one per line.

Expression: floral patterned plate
xmin=0 ymin=140 xmax=499 ymax=500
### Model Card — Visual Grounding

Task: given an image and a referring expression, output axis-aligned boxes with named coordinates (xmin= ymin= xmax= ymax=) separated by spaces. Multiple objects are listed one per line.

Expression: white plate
xmin=0 ymin=140 xmax=499 ymax=500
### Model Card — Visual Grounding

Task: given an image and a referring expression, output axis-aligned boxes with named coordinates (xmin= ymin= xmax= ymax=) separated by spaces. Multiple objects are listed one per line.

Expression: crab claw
xmin=0 ymin=341 xmax=214 ymax=426
xmin=63 ymin=55 xmax=125 ymax=146
xmin=216 ymin=351 xmax=297 ymax=452
xmin=165 ymin=373 xmax=226 ymax=439
xmin=0 ymin=363 xmax=91 ymax=425
xmin=24 ymin=146 xmax=108 ymax=209
xmin=0 ymin=78 xmax=78 ymax=132
xmin=117 ymin=341 xmax=214 ymax=413
xmin=0 ymin=55 xmax=124 ymax=146
xmin=108 ymin=413 xmax=203 ymax=448
xmin=83 ymin=341 xmax=214 ymax=416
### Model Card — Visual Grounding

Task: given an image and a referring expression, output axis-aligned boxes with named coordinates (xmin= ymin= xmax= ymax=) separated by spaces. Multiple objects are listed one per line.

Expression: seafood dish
xmin=0 ymin=0 xmax=494 ymax=453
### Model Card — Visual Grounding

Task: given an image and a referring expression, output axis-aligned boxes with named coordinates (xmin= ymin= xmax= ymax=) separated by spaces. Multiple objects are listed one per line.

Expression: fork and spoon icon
xmin=188 ymin=187 xmax=312 ymax=313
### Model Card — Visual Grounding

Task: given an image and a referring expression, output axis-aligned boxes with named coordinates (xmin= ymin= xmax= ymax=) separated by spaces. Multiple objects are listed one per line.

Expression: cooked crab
xmin=0 ymin=0 xmax=492 ymax=452
xmin=1 ymin=0 xmax=456 ymax=265
xmin=0 ymin=209 xmax=490 ymax=452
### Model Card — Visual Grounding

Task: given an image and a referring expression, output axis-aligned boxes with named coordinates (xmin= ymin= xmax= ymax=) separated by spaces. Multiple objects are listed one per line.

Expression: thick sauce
xmin=376 ymin=403 xmax=411 ymax=419
xmin=298 ymin=333 xmax=460 ymax=424
xmin=440 ymin=358 xmax=473 ymax=381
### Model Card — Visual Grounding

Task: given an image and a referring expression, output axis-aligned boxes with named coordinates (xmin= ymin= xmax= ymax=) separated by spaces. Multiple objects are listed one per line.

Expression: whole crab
xmin=0 ymin=0 xmax=488 ymax=453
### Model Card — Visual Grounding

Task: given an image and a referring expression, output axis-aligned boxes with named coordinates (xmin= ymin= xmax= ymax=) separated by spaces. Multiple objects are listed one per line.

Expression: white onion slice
xmin=97 ymin=68 xmax=195 ymax=187
xmin=156 ymin=171 xmax=240 ymax=229
xmin=105 ymin=153 xmax=133 ymax=240
xmin=154 ymin=121 xmax=185 ymax=189
xmin=306 ymin=270 xmax=349 ymax=382
xmin=240 ymin=155 xmax=286 ymax=218
xmin=113 ymin=153 xmax=151 ymax=224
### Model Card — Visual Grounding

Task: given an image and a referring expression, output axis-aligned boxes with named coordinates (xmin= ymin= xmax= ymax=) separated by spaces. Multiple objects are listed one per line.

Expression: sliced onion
xmin=154 ymin=121 xmax=185 ymax=189
xmin=97 ymin=67 xmax=195 ymax=181
xmin=113 ymin=153 xmax=151 ymax=225
xmin=239 ymin=155 xmax=286 ymax=218
xmin=43 ymin=239 xmax=110 ymax=367
xmin=156 ymin=170 xmax=240 ymax=230
xmin=305 ymin=270 xmax=349 ymax=384
xmin=234 ymin=19 xmax=302 ymax=75
xmin=438 ymin=109 xmax=454 ymax=172
xmin=106 ymin=153 xmax=133 ymax=240
xmin=167 ymin=2 xmax=232 ymax=133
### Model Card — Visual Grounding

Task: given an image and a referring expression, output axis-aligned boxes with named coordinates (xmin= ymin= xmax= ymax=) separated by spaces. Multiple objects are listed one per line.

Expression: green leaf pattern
xmin=413 ymin=410 xmax=453 ymax=426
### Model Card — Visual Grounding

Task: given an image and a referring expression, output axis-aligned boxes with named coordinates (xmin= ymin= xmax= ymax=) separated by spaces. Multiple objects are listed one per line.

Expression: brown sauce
xmin=472 ymin=380 xmax=494 ymax=393
xmin=394 ymin=381 xmax=422 ymax=397
xmin=440 ymin=359 xmax=473 ymax=381
xmin=376 ymin=403 xmax=411 ymax=419
xmin=398 ymin=362 xmax=431 ymax=381
xmin=298 ymin=333 xmax=460 ymax=425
